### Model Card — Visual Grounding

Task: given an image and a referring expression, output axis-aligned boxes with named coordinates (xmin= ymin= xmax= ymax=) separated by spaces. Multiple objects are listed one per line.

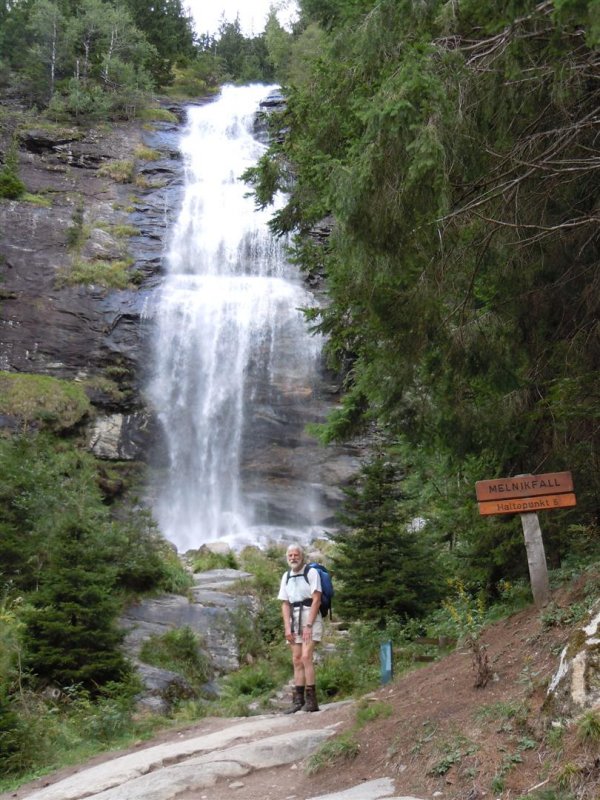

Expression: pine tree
xmin=22 ymin=511 xmax=129 ymax=690
xmin=330 ymin=455 xmax=443 ymax=626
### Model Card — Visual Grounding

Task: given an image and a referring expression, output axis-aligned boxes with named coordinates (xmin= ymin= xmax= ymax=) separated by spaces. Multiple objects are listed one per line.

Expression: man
xmin=278 ymin=543 xmax=322 ymax=712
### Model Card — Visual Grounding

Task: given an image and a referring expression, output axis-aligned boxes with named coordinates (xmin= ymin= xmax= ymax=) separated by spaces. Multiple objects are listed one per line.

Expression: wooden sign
xmin=476 ymin=471 xmax=574 ymax=502
xmin=478 ymin=492 xmax=577 ymax=516
xmin=475 ymin=470 xmax=576 ymax=608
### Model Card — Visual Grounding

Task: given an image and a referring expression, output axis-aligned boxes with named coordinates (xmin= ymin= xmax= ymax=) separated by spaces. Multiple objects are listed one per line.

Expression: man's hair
xmin=286 ymin=543 xmax=304 ymax=557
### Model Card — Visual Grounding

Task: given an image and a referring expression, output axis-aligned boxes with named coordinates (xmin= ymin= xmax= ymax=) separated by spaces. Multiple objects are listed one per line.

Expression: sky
xmin=187 ymin=0 xmax=298 ymax=37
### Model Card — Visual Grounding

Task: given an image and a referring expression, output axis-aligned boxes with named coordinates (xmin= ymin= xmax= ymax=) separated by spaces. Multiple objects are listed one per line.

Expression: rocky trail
xmin=5 ymin=571 xmax=600 ymax=800
xmin=1 ymin=702 xmax=422 ymax=800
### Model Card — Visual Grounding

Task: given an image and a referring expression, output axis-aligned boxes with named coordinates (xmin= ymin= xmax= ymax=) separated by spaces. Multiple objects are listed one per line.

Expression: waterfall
xmin=147 ymin=85 xmax=324 ymax=552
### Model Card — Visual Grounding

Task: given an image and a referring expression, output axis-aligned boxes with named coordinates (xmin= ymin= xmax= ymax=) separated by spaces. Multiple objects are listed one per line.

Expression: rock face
xmin=546 ymin=602 xmax=600 ymax=717
xmin=0 ymin=94 xmax=363 ymax=543
xmin=0 ymin=109 xmax=183 ymax=461
xmin=120 ymin=568 xmax=256 ymax=709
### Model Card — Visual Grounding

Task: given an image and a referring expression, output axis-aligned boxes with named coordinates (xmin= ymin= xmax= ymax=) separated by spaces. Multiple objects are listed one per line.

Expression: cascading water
xmin=147 ymin=85 xmax=325 ymax=552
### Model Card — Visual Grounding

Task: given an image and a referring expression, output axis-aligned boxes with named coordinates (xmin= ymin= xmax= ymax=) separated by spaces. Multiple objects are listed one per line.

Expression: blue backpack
xmin=286 ymin=562 xmax=334 ymax=618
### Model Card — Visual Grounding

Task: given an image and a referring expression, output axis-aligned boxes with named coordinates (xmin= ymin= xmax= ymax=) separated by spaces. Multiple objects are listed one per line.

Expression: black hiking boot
xmin=304 ymin=684 xmax=319 ymax=712
xmin=284 ymin=685 xmax=305 ymax=714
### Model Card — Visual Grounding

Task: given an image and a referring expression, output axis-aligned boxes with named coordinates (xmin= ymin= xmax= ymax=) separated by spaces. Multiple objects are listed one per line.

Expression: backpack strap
xmin=286 ymin=566 xmax=313 ymax=634
xmin=286 ymin=565 xmax=311 ymax=584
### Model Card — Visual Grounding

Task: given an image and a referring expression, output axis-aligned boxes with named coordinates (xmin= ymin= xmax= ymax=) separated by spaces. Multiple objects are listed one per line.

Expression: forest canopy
xmin=246 ymin=0 xmax=600 ymax=596
xmin=0 ymin=0 xmax=283 ymax=114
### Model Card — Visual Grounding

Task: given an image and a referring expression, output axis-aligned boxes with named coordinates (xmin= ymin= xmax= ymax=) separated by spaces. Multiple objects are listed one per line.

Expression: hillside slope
xmin=185 ymin=576 xmax=598 ymax=800
xmin=6 ymin=572 xmax=598 ymax=800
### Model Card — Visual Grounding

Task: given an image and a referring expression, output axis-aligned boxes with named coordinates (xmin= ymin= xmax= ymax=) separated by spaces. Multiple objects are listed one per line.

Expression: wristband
xmin=306 ymin=623 xmax=313 ymax=628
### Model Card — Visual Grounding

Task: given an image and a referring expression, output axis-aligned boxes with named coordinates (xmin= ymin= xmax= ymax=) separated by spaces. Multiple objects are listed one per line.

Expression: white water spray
xmin=147 ymin=85 xmax=323 ymax=552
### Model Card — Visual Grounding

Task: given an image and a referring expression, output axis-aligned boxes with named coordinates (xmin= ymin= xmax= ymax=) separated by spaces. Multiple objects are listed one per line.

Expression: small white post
xmin=520 ymin=511 xmax=550 ymax=608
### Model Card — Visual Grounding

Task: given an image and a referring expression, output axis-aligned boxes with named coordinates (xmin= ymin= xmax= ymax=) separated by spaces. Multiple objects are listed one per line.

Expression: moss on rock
xmin=0 ymin=371 xmax=91 ymax=432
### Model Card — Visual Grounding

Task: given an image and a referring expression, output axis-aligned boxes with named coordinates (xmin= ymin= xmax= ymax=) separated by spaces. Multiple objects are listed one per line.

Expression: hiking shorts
xmin=290 ymin=607 xmax=323 ymax=644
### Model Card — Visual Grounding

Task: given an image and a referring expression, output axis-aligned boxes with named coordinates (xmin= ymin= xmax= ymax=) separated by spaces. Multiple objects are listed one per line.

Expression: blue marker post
xmin=380 ymin=640 xmax=393 ymax=685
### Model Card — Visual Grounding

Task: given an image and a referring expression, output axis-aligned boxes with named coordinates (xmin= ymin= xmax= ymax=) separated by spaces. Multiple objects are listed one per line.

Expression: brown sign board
xmin=475 ymin=471 xmax=573 ymax=502
xmin=478 ymin=492 xmax=577 ymax=516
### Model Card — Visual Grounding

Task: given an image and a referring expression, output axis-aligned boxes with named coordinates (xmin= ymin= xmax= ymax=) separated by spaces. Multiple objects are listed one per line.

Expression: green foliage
xmin=218 ymin=656 xmax=288 ymax=716
xmin=21 ymin=510 xmax=130 ymax=689
xmin=139 ymin=627 xmax=211 ymax=691
xmin=0 ymin=434 xmax=180 ymax=694
xmin=251 ymin=0 xmax=600 ymax=594
xmin=237 ymin=545 xmax=285 ymax=599
xmin=58 ymin=257 xmax=135 ymax=289
xmin=0 ymin=372 xmax=91 ymax=432
xmin=21 ymin=192 xmax=52 ymax=206
xmin=305 ymin=732 xmax=360 ymax=774
xmin=167 ymin=60 xmax=221 ymax=99
xmin=191 ymin=549 xmax=238 ymax=573
xmin=264 ymin=9 xmax=292 ymax=80
xmin=355 ymin=699 xmax=393 ymax=727
xmin=136 ymin=106 xmax=178 ymax=123
xmin=113 ymin=512 xmax=191 ymax=594
xmin=0 ymin=681 xmax=165 ymax=785
xmin=121 ymin=0 xmax=196 ymax=86
xmin=212 ymin=16 xmax=274 ymax=83
xmin=330 ymin=454 xmax=444 ymax=626
xmin=0 ymin=587 xmax=25 ymax=694
xmin=0 ymin=140 xmax=25 ymax=199
xmin=97 ymin=160 xmax=135 ymax=183
xmin=576 ymin=710 xmax=600 ymax=743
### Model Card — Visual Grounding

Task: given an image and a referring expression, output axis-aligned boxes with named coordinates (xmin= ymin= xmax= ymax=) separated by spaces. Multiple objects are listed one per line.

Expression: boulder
xmin=546 ymin=602 xmax=600 ymax=716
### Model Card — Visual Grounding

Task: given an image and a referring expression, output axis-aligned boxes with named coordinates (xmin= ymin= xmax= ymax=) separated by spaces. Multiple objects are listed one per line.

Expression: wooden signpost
xmin=475 ymin=471 xmax=576 ymax=608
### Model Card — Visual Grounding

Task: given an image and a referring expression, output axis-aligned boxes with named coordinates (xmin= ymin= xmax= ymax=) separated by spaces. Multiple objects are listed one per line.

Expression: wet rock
xmin=88 ymin=411 xmax=153 ymax=460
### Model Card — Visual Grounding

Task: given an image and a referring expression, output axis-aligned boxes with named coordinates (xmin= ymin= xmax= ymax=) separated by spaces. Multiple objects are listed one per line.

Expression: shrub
xmin=217 ymin=657 xmax=288 ymax=715
xmin=237 ymin=545 xmax=283 ymax=599
xmin=0 ymin=171 xmax=25 ymax=199
xmin=577 ymin=710 xmax=600 ymax=743
xmin=139 ymin=627 xmax=211 ymax=691
xmin=0 ymin=140 xmax=24 ymax=200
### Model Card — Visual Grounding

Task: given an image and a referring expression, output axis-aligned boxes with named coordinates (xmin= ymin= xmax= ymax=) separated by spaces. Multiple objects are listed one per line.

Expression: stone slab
xmin=22 ymin=715 xmax=303 ymax=800
xmin=307 ymin=779 xmax=424 ymax=800
xmin=88 ymin=728 xmax=335 ymax=800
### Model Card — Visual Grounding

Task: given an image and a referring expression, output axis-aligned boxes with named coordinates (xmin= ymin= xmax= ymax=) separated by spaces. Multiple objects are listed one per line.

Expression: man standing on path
xmin=278 ymin=543 xmax=322 ymax=713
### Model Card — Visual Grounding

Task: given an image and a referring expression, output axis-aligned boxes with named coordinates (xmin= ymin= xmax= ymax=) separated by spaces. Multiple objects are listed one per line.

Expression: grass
xmin=473 ymin=700 xmax=530 ymax=729
xmin=355 ymin=699 xmax=393 ymax=727
xmin=306 ymin=733 xmax=360 ymax=774
xmin=190 ymin=550 xmax=239 ymax=572
xmin=577 ymin=710 xmax=600 ymax=743
xmin=57 ymin=258 xmax=135 ymax=289
xmin=22 ymin=192 xmax=52 ymax=207
xmin=134 ymin=145 xmax=160 ymax=161
xmin=0 ymin=688 xmax=172 ymax=793
xmin=0 ymin=371 xmax=91 ymax=431
xmin=137 ymin=107 xmax=178 ymax=123
xmin=97 ymin=160 xmax=134 ymax=183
